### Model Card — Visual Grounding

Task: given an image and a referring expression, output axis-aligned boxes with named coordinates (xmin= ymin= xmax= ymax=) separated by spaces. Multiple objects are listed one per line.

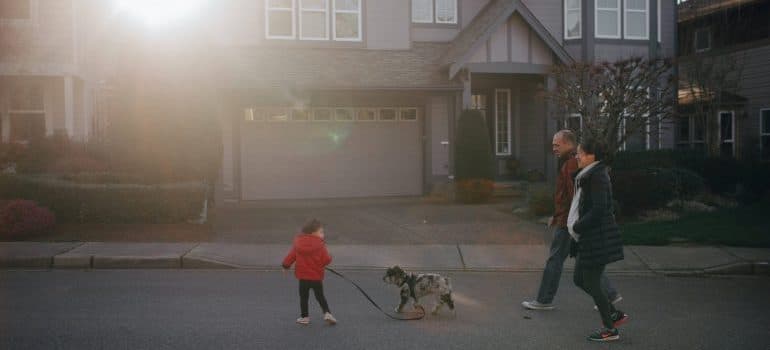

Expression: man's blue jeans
xmin=536 ymin=227 xmax=618 ymax=304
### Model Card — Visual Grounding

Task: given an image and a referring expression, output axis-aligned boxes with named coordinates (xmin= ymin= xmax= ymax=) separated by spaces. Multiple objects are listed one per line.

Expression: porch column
xmin=83 ymin=80 xmax=92 ymax=142
xmin=0 ymin=112 xmax=8 ymax=143
xmin=544 ymin=75 xmax=558 ymax=184
xmin=64 ymin=75 xmax=74 ymax=138
xmin=461 ymin=70 xmax=472 ymax=109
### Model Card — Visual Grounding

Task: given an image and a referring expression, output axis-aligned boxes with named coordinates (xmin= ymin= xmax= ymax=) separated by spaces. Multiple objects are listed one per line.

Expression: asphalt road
xmin=1 ymin=270 xmax=768 ymax=350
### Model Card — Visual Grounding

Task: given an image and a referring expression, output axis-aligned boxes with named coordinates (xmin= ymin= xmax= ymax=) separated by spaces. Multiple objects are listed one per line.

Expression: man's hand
xmin=282 ymin=268 xmax=289 ymax=276
xmin=547 ymin=216 xmax=555 ymax=227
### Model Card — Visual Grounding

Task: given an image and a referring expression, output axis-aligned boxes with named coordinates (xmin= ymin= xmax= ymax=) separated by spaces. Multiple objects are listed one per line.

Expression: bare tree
xmin=548 ymin=57 xmax=676 ymax=163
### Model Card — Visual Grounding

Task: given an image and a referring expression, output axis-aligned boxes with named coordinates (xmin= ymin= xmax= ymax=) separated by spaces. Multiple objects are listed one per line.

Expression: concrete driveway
xmin=212 ymin=197 xmax=548 ymax=245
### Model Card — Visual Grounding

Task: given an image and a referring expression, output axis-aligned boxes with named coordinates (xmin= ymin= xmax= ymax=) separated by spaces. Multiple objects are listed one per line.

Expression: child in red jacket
xmin=282 ymin=219 xmax=336 ymax=326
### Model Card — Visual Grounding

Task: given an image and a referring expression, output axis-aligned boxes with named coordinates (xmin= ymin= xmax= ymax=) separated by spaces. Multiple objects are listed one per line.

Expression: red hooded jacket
xmin=281 ymin=234 xmax=332 ymax=281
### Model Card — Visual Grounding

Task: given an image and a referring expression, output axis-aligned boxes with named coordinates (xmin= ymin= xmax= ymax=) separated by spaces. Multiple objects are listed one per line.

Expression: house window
xmin=299 ymin=0 xmax=329 ymax=40
xmin=8 ymin=83 xmax=45 ymax=143
xmin=400 ymin=108 xmax=418 ymax=121
xmin=564 ymin=0 xmax=582 ymax=39
xmin=356 ymin=108 xmax=377 ymax=121
xmin=595 ymin=0 xmax=621 ymax=39
xmin=379 ymin=108 xmax=397 ymax=121
xmin=266 ymin=108 xmax=290 ymax=121
xmin=675 ymin=115 xmax=706 ymax=151
xmin=657 ymin=0 xmax=661 ymax=42
xmin=565 ymin=113 xmax=582 ymax=133
xmin=266 ymin=0 xmax=295 ymax=39
xmin=495 ymin=89 xmax=511 ymax=156
xmin=719 ymin=111 xmax=735 ymax=157
xmin=333 ymin=0 xmax=361 ymax=41
xmin=760 ymin=109 xmax=770 ymax=161
xmin=0 ymin=0 xmax=30 ymax=20
xmin=267 ymin=0 xmax=361 ymax=41
xmin=411 ymin=0 xmax=456 ymax=24
xmin=624 ymin=0 xmax=648 ymax=39
xmin=695 ymin=28 xmax=711 ymax=52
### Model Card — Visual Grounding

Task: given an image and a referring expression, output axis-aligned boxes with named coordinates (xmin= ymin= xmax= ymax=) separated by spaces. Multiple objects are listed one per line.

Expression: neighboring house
xmin=677 ymin=0 xmax=770 ymax=160
xmin=0 ymin=0 xmax=102 ymax=144
xmin=0 ymin=0 xmax=677 ymax=201
xmin=213 ymin=0 xmax=676 ymax=201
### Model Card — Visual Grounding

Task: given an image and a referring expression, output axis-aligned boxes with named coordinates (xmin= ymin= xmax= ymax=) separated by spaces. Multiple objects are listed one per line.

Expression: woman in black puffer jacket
xmin=567 ymin=138 xmax=627 ymax=342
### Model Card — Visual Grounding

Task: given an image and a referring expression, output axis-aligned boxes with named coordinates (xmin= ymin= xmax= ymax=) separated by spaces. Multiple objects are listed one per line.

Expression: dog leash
xmin=325 ymin=267 xmax=425 ymax=321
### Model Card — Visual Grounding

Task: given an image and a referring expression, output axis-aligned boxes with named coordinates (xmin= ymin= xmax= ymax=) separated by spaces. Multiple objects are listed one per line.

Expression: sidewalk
xmin=0 ymin=242 xmax=768 ymax=276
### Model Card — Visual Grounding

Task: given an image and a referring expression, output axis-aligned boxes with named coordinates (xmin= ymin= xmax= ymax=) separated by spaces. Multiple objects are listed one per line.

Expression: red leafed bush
xmin=0 ymin=200 xmax=56 ymax=238
xmin=455 ymin=179 xmax=495 ymax=204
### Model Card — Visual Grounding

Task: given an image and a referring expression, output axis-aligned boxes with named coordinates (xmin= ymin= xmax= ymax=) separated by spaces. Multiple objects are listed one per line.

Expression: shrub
xmin=0 ymin=175 xmax=205 ymax=224
xmin=454 ymin=109 xmax=494 ymax=203
xmin=528 ymin=184 xmax=554 ymax=217
xmin=0 ymin=200 xmax=56 ymax=238
xmin=455 ymin=179 xmax=494 ymax=204
xmin=613 ymin=149 xmax=707 ymax=173
xmin=612 ymin=167 xmax=706 ymax=217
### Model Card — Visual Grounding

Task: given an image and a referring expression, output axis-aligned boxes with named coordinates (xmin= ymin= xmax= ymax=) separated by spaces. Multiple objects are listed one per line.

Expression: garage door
xmin=240 ymin=107 xmax=423 ymax=200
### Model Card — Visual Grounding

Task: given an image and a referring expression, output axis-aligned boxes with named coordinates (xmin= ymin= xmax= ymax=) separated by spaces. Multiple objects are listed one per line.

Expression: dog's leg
xmin=441 ymin=293 xmax=455 ymax=311
xmin=395 ymin=288 xmax=409 ymax=313
xmin=432 ymin=294 xmax=445 ymax=315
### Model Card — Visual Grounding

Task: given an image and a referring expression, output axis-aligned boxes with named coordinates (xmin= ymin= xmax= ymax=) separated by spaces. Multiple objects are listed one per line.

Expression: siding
xmin=0 ymin=0 xmax=75 ymax=65
xmin=368 ymin=0 xmax=410 ymax=49
xmin=411 ymin=0 xmax=490 ymax=42
xmin=521 ymin=0 xmax=563 ymax=45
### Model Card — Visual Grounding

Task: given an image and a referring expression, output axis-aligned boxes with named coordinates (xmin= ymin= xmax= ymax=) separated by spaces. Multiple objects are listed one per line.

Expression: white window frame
xmin=657 ymin=0 xmax=661 ymax=42
xmin=434 ymin=0 xmax=457 ymax=24
xmin=595 ymin=0 xmax=621 ymax=39
xmin=695 ymin=27 xmax=711 ymax=53
xmin=411 ymin=0 xmax=433 ymax=23
xmin=265 ymin=0 xmax=296 ymax=40
xmin=400 ymin=108 xmax=418 ymax=122
xmin=564 ymin=113 xmax=583 ymax=133
xmin=624 ymin=0 xmax=649 ymax=40
xmin=299 ymin=0 xmax=329 ymax=41
xmin=494 ymin=89 xmax=512 ymax=156
xmin=760 ymin=108 xmax=770 ymax=161
xmin=332 ymin=0 xmax=362 ymax=42
xmin=378 ymin=108 xmax=397 ymax=122
xmin=564 ymin=0 xmax=582 ymax=40
xmin=718 ymin=110 xmax=735 ymax=156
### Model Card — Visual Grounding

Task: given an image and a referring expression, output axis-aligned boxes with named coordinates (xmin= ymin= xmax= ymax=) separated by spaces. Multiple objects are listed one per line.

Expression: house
xmin=0 ymin=0 xmax=99 ymax=144
xmin=676 ymin=0 xmax=770 ymax=160
xmin=1 ymin=0 xmax=677 ymax=201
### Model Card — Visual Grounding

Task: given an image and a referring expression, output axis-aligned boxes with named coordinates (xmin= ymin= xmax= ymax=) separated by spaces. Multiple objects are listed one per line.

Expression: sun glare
xmin=114 ymin=0 xmax=206 ymax=27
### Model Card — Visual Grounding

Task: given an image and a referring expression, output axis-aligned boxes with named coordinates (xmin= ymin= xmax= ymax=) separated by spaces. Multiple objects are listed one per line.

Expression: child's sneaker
xmin=587 ymin=327 xmax=620 ymax=342
xmin=323 ymin=312 xmax=337 ymax=325
xmin=296 ymin=317 xmax=310 ymax=325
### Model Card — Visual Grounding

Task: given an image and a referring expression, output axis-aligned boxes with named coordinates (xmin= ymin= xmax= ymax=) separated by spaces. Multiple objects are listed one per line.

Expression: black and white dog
xmin=382 ymin=266 xmax=455 ymax=315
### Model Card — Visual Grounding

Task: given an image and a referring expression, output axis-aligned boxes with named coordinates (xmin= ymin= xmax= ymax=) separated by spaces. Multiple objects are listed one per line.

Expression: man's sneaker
xmin=323 ymin=312 xmax=337 ymax=325
xmin=521 ymin=300 xmax=555 ymax=310
xmin=296 ymin=317 xmax=310 ymax=325
xmin=611 ymin=311 xmax=629 ymax=328
xmin=593 ymin=295 xmax=623 ymax=310
xmin=587 ymin=328 xmax=620 ymax=342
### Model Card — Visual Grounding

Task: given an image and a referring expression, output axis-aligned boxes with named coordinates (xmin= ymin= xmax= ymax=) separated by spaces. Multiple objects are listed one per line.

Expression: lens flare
xmin=114 ymin=0 xmax=206 ymax=27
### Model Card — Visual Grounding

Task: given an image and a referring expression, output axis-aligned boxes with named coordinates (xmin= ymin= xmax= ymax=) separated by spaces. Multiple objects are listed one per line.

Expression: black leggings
xmin=574 ymin=259 xmax=617 ymax=329
xmin=299 ymin=280 xmax=330 ymax=317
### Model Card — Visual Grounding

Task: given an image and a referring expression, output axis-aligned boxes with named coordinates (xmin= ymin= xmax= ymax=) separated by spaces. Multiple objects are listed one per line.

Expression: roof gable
xmin=441 ymin=0 xmax=573 ymax=79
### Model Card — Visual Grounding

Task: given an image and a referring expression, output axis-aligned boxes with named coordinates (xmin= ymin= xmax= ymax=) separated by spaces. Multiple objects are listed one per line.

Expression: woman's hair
xmin=578 ymin=137 xmax=605 ymax=161
xmin=301 ymin=219 xmax=323 ymax=234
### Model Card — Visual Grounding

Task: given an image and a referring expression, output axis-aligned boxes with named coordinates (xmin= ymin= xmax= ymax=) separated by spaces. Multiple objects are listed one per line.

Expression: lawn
xmin=620 ymin=200 xmax=770 ymax=247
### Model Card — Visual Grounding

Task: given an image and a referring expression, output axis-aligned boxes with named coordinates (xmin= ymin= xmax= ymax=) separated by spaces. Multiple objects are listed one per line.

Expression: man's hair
xmin=555 ymin=130 xmax=577 ymax=146
xmin=301 ymin=219 xmax=323 ymax=234
xmin=578 ymin=137 xmax=605 ymax=161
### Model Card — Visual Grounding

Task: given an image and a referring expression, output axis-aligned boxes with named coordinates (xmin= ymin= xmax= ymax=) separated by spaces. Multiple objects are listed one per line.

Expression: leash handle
xmin=325 ymin=267 xmax=425 ymax=321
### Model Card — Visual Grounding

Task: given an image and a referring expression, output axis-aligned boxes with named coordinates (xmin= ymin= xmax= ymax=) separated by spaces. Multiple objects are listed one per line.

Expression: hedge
xmin=612 ymin=167 xmax=706 ymax=217
xmin=0 ymin=175 xmax=205 ymax=224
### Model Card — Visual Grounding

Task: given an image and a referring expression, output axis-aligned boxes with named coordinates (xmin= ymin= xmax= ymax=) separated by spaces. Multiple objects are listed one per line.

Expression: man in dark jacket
xmin=569 ymin=139 xmax=627 ymax=342
xmin=522 ymin=131 xmax=620 ymax=311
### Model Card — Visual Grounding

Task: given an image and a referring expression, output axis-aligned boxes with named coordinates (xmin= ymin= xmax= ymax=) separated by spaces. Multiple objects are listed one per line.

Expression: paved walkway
xmin=1 ymin=242 xmax=768 ymax=276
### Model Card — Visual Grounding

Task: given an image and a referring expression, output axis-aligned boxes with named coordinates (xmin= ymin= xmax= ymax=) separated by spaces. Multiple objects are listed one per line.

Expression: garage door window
xmin=267 ymin=108 xmax=290 ymax=121
xmin=400 ymin=108 xmax=418 ymax=121
xmin=335 ymin=108 xmax=354 ymax=121
xmin=356 ymin=108 xmax=377 ymax=121
xmin=291 ymin=108 xmax=311 ymax=121
xmin=379 ymin=108 xmax=397 ymax=121
xmin=314 ymin=108 xmax=333 ymax=121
